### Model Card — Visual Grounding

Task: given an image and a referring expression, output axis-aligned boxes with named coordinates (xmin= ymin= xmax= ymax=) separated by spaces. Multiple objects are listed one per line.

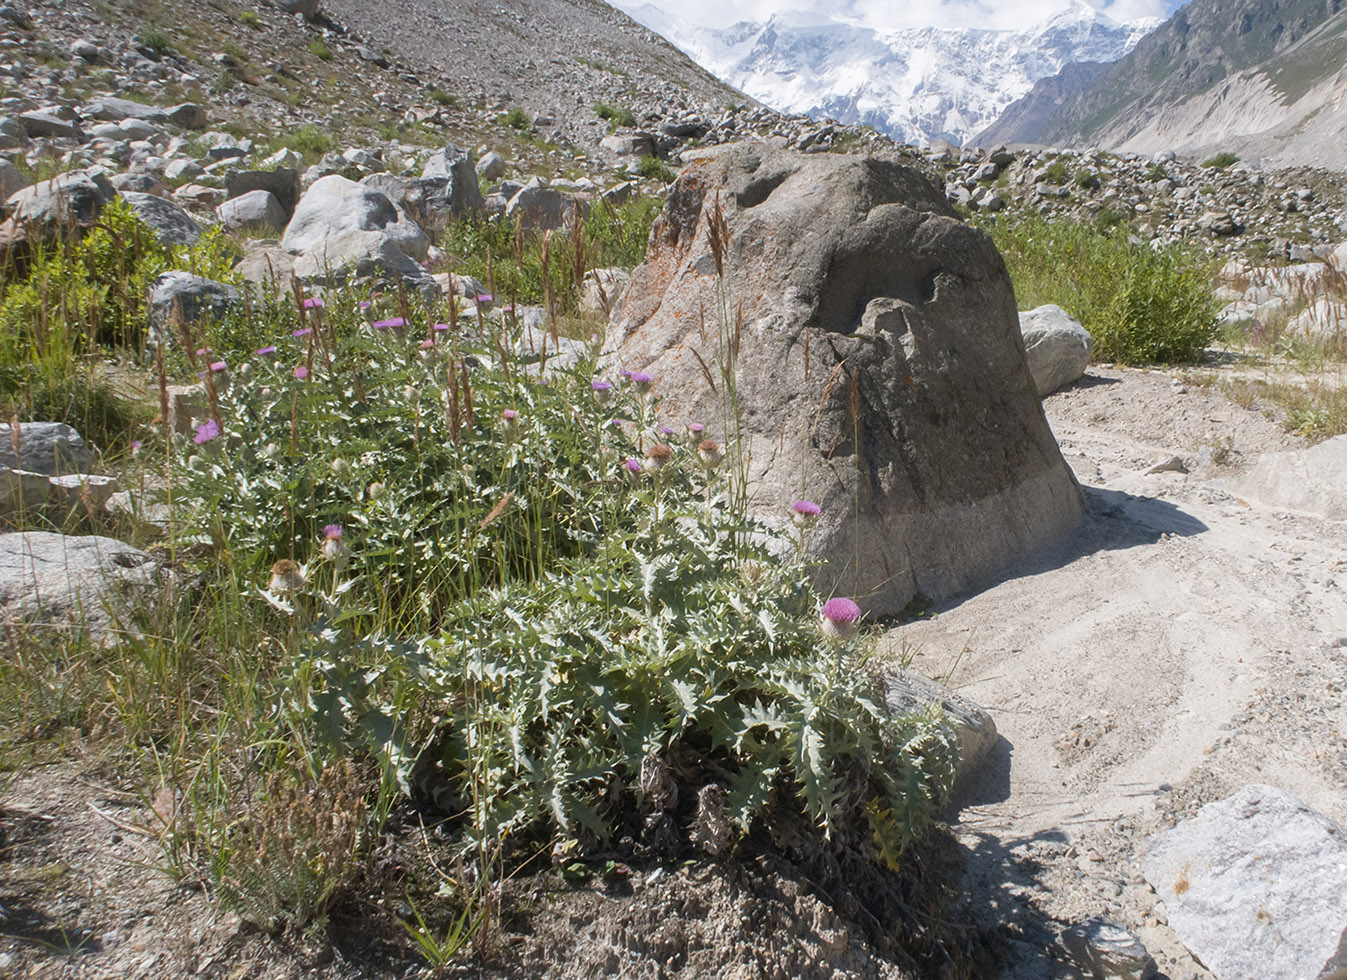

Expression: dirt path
xmin=881 ymin=365 xmax=1347 ymax=979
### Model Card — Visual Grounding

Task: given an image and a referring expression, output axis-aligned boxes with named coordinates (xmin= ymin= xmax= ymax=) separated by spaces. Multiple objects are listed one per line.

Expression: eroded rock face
xmin=605 ymin=143 xmax=1083 ymax=614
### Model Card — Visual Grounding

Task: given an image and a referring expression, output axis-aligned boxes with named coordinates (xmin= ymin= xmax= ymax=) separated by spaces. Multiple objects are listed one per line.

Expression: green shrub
xmin=308 ymin=40 xmax=333 ymax=61
xmin=136 ymin=29 xmax=175 ymax=59
xmin=429 ymin=88 xmax=458 ymax=108
xmin=594 ymin=102 xmax=636 ymax=128
xmin=982 ymin=213 xmax=1218 ymax=364
xmin=503 ymin=107 xmax=530 ymax=130
xmin=1041 ymin=159 xmax=1071 ymax=186
xmin=166 ymin=302 xmax=956 ymax=862
xmin=239 ymin=10 xmax=261 ymax=27
xmin=639 ymin=155 xmax=676 ymax=184
xmin=1145 ymin=162 xmax=1169 ymax=182
xmin=277 ymin=124 xmax=333 ymax=162
xmin=1202 ymin=152 xmax=1239 ymax=169
xmin=1074 ymin=169 xmax=1099 ymax=190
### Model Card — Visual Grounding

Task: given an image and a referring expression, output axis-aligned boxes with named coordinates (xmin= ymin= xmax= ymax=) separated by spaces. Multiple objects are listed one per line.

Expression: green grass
xmin=502 ymin=107 xmax=530 ymax=131
xmin=1202 ymin=152 xmax=1240 ymax=169
xmin=308 ymin=40 xmax=333 ymax=62
xmin=981 ymin=212 xmax=1219 ymax=364
xmin=594 ymin=102 xmax=636 ymax=128
xmin=638 ymin=156 xmax=676 ymax=184
xmin=238 ymin=10 xmax=261 ymax=27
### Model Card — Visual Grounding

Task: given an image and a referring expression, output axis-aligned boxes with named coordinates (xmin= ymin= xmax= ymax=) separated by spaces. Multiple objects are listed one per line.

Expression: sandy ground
xmin=881 ymin=365 xmax=1347 ymax=979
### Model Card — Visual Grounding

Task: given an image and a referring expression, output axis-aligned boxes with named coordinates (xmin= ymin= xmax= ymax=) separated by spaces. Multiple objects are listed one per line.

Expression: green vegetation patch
xmin=981 ymin=213 xmax=1219 ymax=364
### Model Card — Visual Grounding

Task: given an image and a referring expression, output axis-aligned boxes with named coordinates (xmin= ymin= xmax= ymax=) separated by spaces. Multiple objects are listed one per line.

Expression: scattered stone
xmin=476 ymin=150 xmax=506 ymax=181
xmin=120 ymin=191 xmax=201 ymax=246
xmin=883 ymin=669 xmax=997 ymax=785
xmin=580 ymin=267 xmax=630 ymax=314
xmin=0 ymin=157 xmax=29 ymax=200
xmin=18 ymin=109 xmax=82 ymax=140
xmin=1140 ymin=784 xmax=1347 ymax=980
xmin=234 ymin=239 xmax=297 ymax=295
xmin=1146 ymin=455 xmax=1187 ymax=475
xmin=5 ymin=169 xmax=116 ymax=232
xmin=0 ymin=422 xmax=95 ymax=476
xmin=1061 ymin=918 xmax=1158 ymax=980
xmin=1019 ymin=304 xmax=1092 ymax=396
xmin=506 ymin=178 xmax=576 ymax=232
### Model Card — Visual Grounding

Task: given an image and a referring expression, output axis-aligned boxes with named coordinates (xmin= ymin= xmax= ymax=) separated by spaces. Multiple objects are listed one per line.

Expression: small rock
xmin=216 ymin=189 xmax=287 ymax=234
xmin=1062 ymin=917 xmax=1158 ymax=980
xmin=0 ymin=422 xmax=95 ymax=475
xmin=1146 ymin=456 xmax=1187 ymax=475
xmin=1019 ymin=304 xmax=1092 ymax=396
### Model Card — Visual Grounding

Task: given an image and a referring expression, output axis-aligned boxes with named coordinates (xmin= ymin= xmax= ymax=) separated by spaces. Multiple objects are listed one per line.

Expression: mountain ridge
xmin=613 ymin=0 xmax=1160 ymax=146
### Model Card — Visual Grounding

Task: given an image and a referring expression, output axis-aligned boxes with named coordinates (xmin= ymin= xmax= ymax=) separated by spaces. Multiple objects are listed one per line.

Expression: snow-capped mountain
xmin=613 ymin=0 xmax=1161 ymax=146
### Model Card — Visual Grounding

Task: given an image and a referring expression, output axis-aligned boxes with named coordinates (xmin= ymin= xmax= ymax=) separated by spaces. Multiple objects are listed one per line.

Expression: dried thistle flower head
xmin=644 ymin=443 xmax=673 ymax=470
xmin=697 ymin=439 xmax=723 ymax=465
xmin=269 ymin=559 xmax=305 ymax=593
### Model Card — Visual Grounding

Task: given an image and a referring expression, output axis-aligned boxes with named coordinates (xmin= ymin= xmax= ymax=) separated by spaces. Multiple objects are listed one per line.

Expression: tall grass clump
xmin=982 ymin=213 xmax=1218 ymax=364
xmin=439 ymin=196 xmax=662 ymax=313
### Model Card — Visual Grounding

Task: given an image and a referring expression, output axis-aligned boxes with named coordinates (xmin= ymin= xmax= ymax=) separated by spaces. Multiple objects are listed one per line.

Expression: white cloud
xmin=613 ymin=0 xmax=1181 ymax=32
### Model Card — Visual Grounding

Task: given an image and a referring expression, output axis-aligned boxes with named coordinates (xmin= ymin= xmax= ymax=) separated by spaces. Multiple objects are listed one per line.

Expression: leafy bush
xmin=308 ymin=40 xmax=333 ymax=61
xmin=638 ymin=155 xmax=676 ymax=184
xmin=135 ymin=29 xmax=175 ymax=59
xmin=594 ymin=102 xmax=636 ymax=128
xmin=1041 ymin=159 xmax=1071 ymax=186
xmin=982 ymin=213 xmax=1218 ymax=364
xmin=503 ymin=107 xmax=530 ymax=131
xmin=239 ymin=10 xmax=261 ymax=27
xmin=1202 ymin=152 xmax=1239 ymax=169
xmin=276 ymin=123 xmax=334 ymax=162
xmin=1145 ymin=162 xmax=1169 ymax=182
xmin=429 ymin=88 xmax=458 ymax=108
xmin=166 ymin=290 xmax=956 ymax=877
xmin=1074 ymin=169 xmax=1099 ymax=190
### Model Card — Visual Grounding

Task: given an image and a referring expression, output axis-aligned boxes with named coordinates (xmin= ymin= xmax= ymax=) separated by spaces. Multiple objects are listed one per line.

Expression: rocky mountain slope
xmin=978 ymin=0 xmax=1347 ymax=168
xmin=612 ymin=0 xmax=1159 ymax=147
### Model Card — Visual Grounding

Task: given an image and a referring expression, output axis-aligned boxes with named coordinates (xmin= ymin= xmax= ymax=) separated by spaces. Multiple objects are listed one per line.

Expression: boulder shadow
xmin=950 ymin=734 xmax=1013 ymax=810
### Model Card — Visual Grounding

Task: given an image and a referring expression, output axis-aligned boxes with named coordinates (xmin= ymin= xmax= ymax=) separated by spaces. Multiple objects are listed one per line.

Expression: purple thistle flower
xmin=358 ymin=300 xmax=372 ymax=310
xmin=256 ymin=345 xmax=278 ymax=355
xmin=501 ymin=304 xmax=514 ymax=313
xmin=629 ymin=372 xmax=653 ymax=384
xmin=372 ymin=317 xmax=407 ymax=330
xmin=293 ymin=365 xmax=308 ymax=380
xmin=131 ymin=440 xmax=143 ymax=453
xmin=419 ymin=339 xmax=435 ymax=349
xmin=292 ymin=327 xmax=312 ymax=337
xmin=433 ymin=322 xmax=450 ymax=332
xmin=303 ymin=297 xmax=325 ymax=309
xmin=324 ymin=524 xmax=343 ymax=540
xmin=209 ymin=360 xmax=227 ymax=372
xmin=792 ymin=500 xmax=821 ymax=517
xmin=820 ymin=596 xmax=862 ymax=641
xmin=474 ymin=293 xmax=493 ymax=303
xmin=194 ymin=419 xmax=220 ymax=444
xmin=623 ymin=457 xmax=643 ymax=475
xmin=687 ymin=422 xmax=705 ymax=434
xmin=660 ymin=426 xmax=675 ymax=435
xmin=501 ymin=409 xmax=519 ymax=421
xmin=195 ymin=347 xmax=211 ymax=356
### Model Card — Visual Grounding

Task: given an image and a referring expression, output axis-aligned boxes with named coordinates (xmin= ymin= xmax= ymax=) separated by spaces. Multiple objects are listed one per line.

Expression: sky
xmin=613 ymin=0 xmax=1186 ymax=31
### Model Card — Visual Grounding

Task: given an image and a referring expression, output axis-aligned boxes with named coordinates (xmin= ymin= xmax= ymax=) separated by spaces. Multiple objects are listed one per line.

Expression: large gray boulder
xmin=361 ymin=172 xmax=483 ymax=231
xmin=274 ymin=0 xmax=321 ymax=20
xmin=1224 ymin=435 xmax=1347 ymax=521
xmin=605 ymin=144 xmax=1083 ymax=615
xmin=1019 ymin=304 xmax=1092 ymax=396
xmin=18 ymin=109 xmax=83 ymax=141
xmin=1140 ymin=784 xmax=1347 ymax=980
xmin=5 ymin=169 xmax=116 ymax=231
xmin=216 ymin=190 xmax=287 ymax=234
xmin=148 ymin=272 xmax=240 ymax=336
xmin=225 ymin=167 xmax=301 ymax=220
xmin=505 ymin=178 xmax=576 ymax=232
xmin=0 ymin=422 xmax=95 ymax=475
xmin=0 ymin=532 xmax=158 ymax=641
xmin=120 ymin=191 xmax=200 ymax=246
xmin=82 ymin=98 xmax=206 ymax=129
xmin=281 ymin=175 xmax=429 ymax=282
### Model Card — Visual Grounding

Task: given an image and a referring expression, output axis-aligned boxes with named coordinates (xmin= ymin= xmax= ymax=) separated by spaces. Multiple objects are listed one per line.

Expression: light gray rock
xmin=118 ymin=117 xmax=160 ymax=141
xmin=109 ymin=172 xmax=168 ymax=196
xmin=148 ymin=271 xmax=240 ymax=336
xmin=216 ymin=189 xmax=286 ymax=233
xmin=0 ymin=157 xmax=29 ymax=201
xmin=84 ymin=96 xmax=168 ymax=123
xmin=0 ymin=532 xmax=157 ymax=641
xmin=1062 ymin=918 xmax=1158 ymax=980
xmin=1140 ymin=784 xmax=1347 ymax=980
xmin=120 ymin=191 xmax=200 ymax=246
xmin=164 ymin=103 xmax=209 ymax=130
xmin=163 ymin=158 xmax=204 ymax=182
xmin=225 ymin=167 xmax=300 ymax=218
xmin=475 ymin=151 xmax=506 ymax=181
xmin=234 ymin=239 xmax=297 ymax=295
xmin=281 ymin=174 xmax=429 ymax=282
xmin=274 ymin=0 xmax=321 ymax=19
xmin=18 ymin=110 xmax=82 ymax=140
xmin=600 ymin=133 xmax=654 ymax=158
xmin=1224 ymin=435 xmax=1347 ymax=521
xmin=1019 ymin=304 xmax=1092 ymax=396
xmin=580 ymin=267 xmax=630 ymax=314
xmin=0 ymin=468 xmax=54 ymax=512
xmin=48 ymin=473 xmax=119 ymax=514
xmin=883 ymin=669 xmax=997 ymax=785
xmin=606 ymin=144 xmax=1083 ymax=615
xmin=5 ymin=169 xmax=116 ymax=231
xmin=506 ymin=178 xmax=577 ymax=232
xmin=173 ymin=183 xmax=223 ymax=208
xmin=260 ymin=147 xmax=304 ymax=170
xmin=0 ymin=422 xmax=95 ymax=475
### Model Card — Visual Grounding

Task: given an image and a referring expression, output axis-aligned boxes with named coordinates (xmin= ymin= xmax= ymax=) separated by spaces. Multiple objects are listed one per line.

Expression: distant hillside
xmin=977 ymin=0 xmax=1347 ymax=168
